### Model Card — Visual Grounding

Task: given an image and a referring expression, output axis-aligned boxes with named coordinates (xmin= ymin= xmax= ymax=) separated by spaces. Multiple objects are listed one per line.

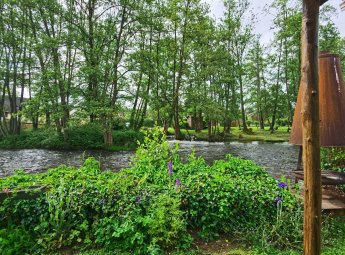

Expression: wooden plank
xmin=0 ymin=186 xmax=47 ymax=201
xmin=293 ymin=170 xmax=345 ymax=185
xmin=298 ymin=187 xmax=345 ymax=211
xmin=322 ymin=188 xmax=345 ymax=211
xmin=322 ymin=199 xmax=345 ymax=210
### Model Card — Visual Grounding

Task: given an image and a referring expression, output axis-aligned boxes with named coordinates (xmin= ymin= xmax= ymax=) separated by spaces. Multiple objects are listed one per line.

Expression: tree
xmin=221 ymin=0 xmax=254 ymax=133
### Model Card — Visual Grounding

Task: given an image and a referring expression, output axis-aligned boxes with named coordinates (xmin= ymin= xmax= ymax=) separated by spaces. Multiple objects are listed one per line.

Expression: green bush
xmin=179 ymin=156 xmax=300 ymax=240
xmin=0 ymin=125 xmax=144 ymax=150
xmin=112 ymin=130 xmax=144 ymax=147
xmin=69 ymin=123 xmax=104 ymax=149
xmin=0 ymin=225 xmax=35 ymax=255
xmin=0 ymin=128 xmax=64 ymax=149
xmin=112 ymin=117 xmax=128 ymax=130
xmin=0 ymin=129 xmax=303 ymax=254
xmin=179 ymin=121 xmax=189 ymax=130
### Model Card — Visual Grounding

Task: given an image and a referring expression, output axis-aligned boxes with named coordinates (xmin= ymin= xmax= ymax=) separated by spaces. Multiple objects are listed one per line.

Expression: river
xmin=0 ymin=141 xmax=300 ymax=179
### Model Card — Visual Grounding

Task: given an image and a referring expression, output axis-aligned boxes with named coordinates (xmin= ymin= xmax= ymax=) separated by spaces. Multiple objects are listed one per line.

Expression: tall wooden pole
xmin=301 ymin=1 xmax=322 ymax=254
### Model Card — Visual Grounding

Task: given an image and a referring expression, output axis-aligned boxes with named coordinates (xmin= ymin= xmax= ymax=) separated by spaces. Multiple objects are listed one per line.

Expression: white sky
xmin=204 ymin=0 xmax=345 ymax=45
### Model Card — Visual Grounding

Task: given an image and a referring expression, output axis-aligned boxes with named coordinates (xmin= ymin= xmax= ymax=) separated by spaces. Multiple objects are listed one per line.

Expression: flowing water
xmin=0 ymin=141 xmax=299 ymax=179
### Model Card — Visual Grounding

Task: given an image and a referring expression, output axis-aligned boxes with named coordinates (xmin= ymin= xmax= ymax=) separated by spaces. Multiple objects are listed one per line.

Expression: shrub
xmin=69 ymin=123 xmax=104 ymax=149
xmin=0 ymin=124 xmax=144 ymax=150
xmin=0 ymin=128 xmax=65 ymax=149
xmin=179 ymin=121 xmax=189 ymax=130
xmin=112 ymin=117 xmax=128 ymax=130
xmin=0 ymin=128 xmax=302 ymax=254
xmin=112 ymin=130 xmax=144 ymax=147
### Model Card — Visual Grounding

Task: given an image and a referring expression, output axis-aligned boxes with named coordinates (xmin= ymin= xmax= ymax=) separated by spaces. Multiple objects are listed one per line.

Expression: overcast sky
xmin=204 ymin=0 xmax=345 ymax=45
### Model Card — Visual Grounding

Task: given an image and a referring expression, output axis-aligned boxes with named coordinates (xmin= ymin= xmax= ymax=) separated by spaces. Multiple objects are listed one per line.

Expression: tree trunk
xmin=301 ymin=1 xmax=322 ymax=254
xmin=270 ymin=39 xmax=283 ymax=132
xmin=239 ymin=73 xmax=248 ymax=132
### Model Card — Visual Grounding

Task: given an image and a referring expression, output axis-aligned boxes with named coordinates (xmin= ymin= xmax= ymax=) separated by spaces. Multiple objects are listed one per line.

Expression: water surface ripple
xmin=0 ymin=141 xmax=299 ymax=179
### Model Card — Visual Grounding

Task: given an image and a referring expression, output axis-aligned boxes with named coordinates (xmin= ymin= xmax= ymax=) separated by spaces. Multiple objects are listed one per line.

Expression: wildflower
xmin=278 ymin=182 xmax=288 ymax=189
xmin=275 ymin=197 xmax=282 ymax=204
xmin=176 ymin=178 xmax=181 ymax=191
xmin=136 ymin=196 xmax=141 ymax=204
xmin=2 ymin=188 xmax=10 ymax=193
xmin=168 ymin=160 xmax=173 ymax=176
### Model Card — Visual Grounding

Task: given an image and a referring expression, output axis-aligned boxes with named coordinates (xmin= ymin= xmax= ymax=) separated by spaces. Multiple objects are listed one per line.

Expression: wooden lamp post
xmin=299 ymin=0 xmax=343 ymax=254
xmin=300 ymin=3 xmax=322 ymax=254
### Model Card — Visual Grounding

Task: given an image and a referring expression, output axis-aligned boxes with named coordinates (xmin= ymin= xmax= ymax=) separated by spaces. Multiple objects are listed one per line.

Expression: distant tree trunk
xmin=254 ymin=42 xmax=265 ymax=130
xmin=45 ymin=111 xmax=51 ymax=127
xmin=284 ymin=35 xmax=293 ymax=131
xmin=239 ymin=72 xmax=248 ymax=132
xmin=103 ymin=114 xmax=113 ymax=147
xmin=270 ymin=39 xmax=283 ymax=132
xmin=224 ymin=83 xmax=231 ymax=134
xmin=156 ymin=32 xmax=161 ymax=126
xmin=207 ymin=119 xmax=212 ymax=140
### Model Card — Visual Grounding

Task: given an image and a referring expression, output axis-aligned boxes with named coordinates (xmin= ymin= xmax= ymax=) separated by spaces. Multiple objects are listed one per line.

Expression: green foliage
xmin=179 ymin=157 xmax=300 ymax=243
xmin=112 ymin=130 xmax=144 ymax=148
xmin=0 ymin=128 xmax=64 ymax=149
xmin=69 ymin=123 xmax=104 ymax=149
xmin=4 ymin=129 xmax=342 ymax=255
xmin=143 ymin=119 xmax=155 ymax=128
xmin=321 ymin=147 xmax=345 ymax=172
xmin=0 ymin=225 xmax=35 ymax=255
xmin=0 ymin=125 xmax=143 ymax=151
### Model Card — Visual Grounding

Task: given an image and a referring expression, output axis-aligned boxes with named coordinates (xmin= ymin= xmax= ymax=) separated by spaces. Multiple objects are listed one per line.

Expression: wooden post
xmin=301 ymin=1 xmax=322 ymax=254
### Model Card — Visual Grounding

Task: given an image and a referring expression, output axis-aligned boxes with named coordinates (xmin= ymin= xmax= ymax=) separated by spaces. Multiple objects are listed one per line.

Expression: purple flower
xmin=176 ymin=178 xmax=181 ymax=191
xmin=275 ymin=197 xmax=282 ymax=204
xmin=278 ymin=182 xmax=288 ymax=189
xmin=168 ymin=160 xmax=173 ymax=176
xmin=136 ymin=196 xmax=141 ymax=203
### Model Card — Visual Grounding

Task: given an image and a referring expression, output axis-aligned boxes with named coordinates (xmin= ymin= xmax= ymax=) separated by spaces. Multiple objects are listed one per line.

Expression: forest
xmin=0 ymin=0 xmax=344 ymax=147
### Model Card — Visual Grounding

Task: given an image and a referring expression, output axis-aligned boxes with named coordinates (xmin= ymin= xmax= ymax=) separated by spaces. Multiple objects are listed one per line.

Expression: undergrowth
xmin=0 ymin=128 xmax=344 ymax=254
xmin=0 ymin=123 xmax=143 ymax=150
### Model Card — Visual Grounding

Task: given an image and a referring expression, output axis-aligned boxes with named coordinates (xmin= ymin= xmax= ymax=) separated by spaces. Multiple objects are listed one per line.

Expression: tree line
xmin=0 ymin=0 xmax=344 ymax=144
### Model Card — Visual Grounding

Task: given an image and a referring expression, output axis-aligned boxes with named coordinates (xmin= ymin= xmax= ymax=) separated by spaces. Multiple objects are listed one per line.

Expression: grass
xmin=167 ymin=126 xmax=291 ymax=143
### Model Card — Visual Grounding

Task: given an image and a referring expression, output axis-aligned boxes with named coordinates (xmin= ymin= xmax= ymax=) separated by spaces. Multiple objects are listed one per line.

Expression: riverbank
xmin=0 ymin=125 xmax=144 ymax=151
xmin=167 ymin=126 xmax=291 ymax=143
xmin=0 ymin=125 xmax=290 ymax=152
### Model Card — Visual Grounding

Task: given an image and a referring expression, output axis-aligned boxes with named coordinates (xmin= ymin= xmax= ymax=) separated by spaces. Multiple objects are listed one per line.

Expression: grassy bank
xmin=0 ymin=124 xmax=144 ymax=151
xmin=1 ymin=129 xmax=345 ymax=255
xmin=167 ymin=126 xmax=291 ymax=143
xmin=0 ymin=125 xmax=290 ymax=151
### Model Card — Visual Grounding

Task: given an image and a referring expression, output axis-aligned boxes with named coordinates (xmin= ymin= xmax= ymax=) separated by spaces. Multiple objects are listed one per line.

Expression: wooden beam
xmin=341 ymin=1 xmax=345 ymax=11
xmin=301 ymin=0 xmax=322 ymax=254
